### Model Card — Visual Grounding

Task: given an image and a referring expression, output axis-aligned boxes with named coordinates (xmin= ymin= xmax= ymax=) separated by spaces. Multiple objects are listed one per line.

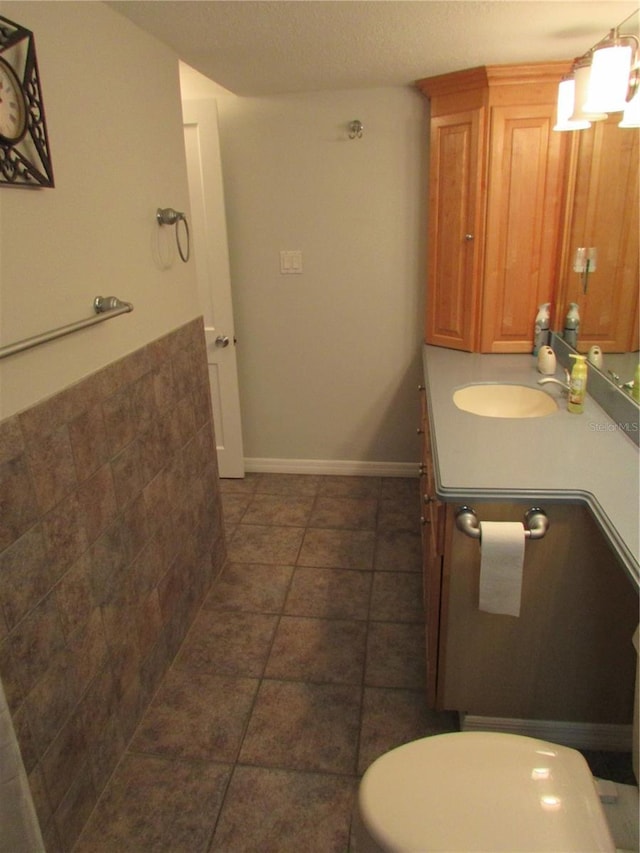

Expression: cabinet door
xmin=419 ymin=388 xmax=445 ymax=707
xmin=425 ymin=109 xmax=484 ymax=351
xmin=557 ymin=118 xmax=639 ymax=352
xmin=437 ymin=503 xmax=637 ymax=723
xmin=480 ymin=104 xmax=566 ymax=352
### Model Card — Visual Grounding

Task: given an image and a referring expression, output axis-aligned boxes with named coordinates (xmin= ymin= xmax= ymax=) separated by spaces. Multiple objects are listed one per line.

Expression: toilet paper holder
xmin=455 ymin=506 xmax=549 ymax=540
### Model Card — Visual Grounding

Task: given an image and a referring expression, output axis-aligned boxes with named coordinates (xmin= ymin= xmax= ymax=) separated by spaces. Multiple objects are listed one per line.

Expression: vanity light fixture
xmin=554 ymin=76 xmax=591 ymax=130
xmin=554 ymin=10 xmax=639 ymax=131
xmin=619 ymin=87 xmax=640 ymax=127
xmin=584 ymin=28 xmax=637 ymax=114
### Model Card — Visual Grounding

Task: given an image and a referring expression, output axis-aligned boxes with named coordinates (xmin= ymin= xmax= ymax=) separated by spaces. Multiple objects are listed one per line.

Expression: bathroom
xmin=0 ymin=1 xmax=638 ymax=850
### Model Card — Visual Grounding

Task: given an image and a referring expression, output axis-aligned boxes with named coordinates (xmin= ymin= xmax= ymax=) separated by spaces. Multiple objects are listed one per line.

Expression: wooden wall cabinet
xmin=555 ymin=116 xmax=639 ymax=353
xmin=418 ymin=64 xmax=570 ymax=353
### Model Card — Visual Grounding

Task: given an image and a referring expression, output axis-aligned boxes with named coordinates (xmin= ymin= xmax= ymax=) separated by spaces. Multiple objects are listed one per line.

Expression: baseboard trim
xmin=244 ymin=458 xmax=418 ymax=478
xmin=460 ymin=714 xmax=633 ymax=752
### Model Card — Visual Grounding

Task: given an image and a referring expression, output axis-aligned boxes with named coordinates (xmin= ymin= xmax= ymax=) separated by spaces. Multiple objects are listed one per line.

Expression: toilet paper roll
xmin=478 ymin=521 xmax=525 ymax=617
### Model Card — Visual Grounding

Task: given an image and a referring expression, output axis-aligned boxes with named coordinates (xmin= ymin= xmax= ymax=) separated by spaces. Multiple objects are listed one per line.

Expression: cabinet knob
xmin=417 ymin=427 xmax=424 ymax=434
xmin=464 ymin=233 xmax=474 ymax=241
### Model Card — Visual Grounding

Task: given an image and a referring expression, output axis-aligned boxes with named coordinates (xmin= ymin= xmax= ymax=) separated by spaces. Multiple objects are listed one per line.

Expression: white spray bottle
xmin=532 ymin=303 xmax=550 ymax=356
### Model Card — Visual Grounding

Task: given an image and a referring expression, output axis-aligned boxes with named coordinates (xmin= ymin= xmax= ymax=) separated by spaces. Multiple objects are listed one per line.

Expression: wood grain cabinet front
xmin=427 ymin=501 xmax=638 ymax=726
xmin=418 ymin=63 xmax=570 ymax=353
xmin=418 ymin=386 xmax=445 ymax=706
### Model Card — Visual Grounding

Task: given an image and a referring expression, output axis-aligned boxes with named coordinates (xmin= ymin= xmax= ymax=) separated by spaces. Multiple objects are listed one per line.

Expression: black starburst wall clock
xmin=0 ymin=14 xmax=53 ymax=187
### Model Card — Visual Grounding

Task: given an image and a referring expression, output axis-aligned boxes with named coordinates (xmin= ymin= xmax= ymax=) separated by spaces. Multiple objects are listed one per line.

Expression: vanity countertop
xmin=423 ymin=345 xmax=640 ymax=590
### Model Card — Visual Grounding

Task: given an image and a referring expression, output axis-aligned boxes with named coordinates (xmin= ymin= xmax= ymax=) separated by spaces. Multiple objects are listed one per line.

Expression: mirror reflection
xmin=552 ymin=11 xmax=639 ymax=399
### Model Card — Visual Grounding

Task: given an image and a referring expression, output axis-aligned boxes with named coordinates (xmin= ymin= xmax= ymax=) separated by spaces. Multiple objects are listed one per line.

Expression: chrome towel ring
xmin=156 ymin=207 xmax=190 ymax=263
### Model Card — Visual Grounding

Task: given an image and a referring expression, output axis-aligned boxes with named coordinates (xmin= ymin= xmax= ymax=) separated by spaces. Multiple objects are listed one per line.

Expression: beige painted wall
xmin=217 ymin=86 xmax=428 ymax=467
xmin=0 ymin=1 xmax=199 ymax=419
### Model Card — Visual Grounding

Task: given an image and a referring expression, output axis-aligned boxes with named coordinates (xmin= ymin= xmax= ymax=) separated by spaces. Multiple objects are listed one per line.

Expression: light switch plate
xmin=280 ymin=250 xmax=303 ymax=274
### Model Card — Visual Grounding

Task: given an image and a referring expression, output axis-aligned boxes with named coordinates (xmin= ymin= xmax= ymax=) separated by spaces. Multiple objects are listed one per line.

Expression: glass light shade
xmin=554 ymin=78 xmax=591 ymax=130
xmin=583 ymin=43 xmax=633 ymax=113
xmin=569 ymin=64 xmax=608 ymax=122
xmin=619 ymin=88 xmax=640 ymax=127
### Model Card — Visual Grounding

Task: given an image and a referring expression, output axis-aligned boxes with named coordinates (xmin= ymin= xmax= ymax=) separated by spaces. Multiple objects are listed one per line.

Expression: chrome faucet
xmin=537 ymin=369 xmax=571 ymax=393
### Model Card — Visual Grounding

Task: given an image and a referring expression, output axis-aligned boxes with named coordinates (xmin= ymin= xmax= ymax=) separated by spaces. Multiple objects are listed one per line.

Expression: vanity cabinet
xmin=418 ymin=386 xmax=445 ymax=705
xmin=555 ymin=115 xmax=639 ymax=353
xmin=417 ymin=63 xmax=570 ymax=353
xmin=426 ymin=497 xmax=638 ymax=724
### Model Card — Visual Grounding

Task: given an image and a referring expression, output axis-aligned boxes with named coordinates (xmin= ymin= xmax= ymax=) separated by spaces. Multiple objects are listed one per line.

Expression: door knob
xmin=215 ymin=335 xmax=230 ymax=348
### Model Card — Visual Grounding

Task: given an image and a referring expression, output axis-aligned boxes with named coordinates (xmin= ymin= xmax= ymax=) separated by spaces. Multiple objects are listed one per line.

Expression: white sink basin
xmin=453 ymin=383 xmax=558 ymax=418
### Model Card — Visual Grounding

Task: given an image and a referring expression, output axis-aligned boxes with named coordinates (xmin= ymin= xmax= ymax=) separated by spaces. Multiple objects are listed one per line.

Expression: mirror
xmin=553 ymin=115 xmax=639 ymax=388
xmin=552 ymin=12 xmax=639 ymax=398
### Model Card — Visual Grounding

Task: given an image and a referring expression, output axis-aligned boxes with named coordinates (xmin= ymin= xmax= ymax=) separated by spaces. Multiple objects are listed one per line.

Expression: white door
xmin=183 ymin=98 xmax=244 ymax=478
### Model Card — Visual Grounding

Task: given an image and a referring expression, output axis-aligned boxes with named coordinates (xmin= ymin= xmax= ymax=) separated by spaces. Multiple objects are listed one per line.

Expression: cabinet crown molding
xmin=416 ymin=60 xmax=572 ymax=99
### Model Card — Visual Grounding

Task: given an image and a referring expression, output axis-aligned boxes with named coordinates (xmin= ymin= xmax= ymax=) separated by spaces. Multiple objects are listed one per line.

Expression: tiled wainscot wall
xmin=0 ymin=317 xmax=226 ymax=851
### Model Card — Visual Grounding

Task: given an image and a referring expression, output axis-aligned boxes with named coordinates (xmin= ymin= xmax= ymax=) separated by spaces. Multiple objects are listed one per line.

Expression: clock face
xmin=0 ymin=55 xmax=27 ymax=144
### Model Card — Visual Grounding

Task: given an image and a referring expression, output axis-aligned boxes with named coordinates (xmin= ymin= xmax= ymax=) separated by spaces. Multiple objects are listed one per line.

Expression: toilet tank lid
xmin=358 ymin=732 xmax=615 ymax=853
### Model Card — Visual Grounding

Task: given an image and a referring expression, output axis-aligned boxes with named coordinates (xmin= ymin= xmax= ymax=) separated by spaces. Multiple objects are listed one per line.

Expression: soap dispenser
xmin=563 ymin=303 xmax=580 ymax=349
xmin=532 ymin=303 xmax=550 ymax=356
xmin=587 ymin=345 xmax=603 ymax=370
xmin=537 ymin=345 xmax=556 ymax=375
xmin=568 ymin=353 xmax=588 ymax=414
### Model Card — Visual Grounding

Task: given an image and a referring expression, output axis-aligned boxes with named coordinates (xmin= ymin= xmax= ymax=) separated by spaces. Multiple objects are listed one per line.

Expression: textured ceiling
xmin=109 ymin=1 xmax=639 ymax=96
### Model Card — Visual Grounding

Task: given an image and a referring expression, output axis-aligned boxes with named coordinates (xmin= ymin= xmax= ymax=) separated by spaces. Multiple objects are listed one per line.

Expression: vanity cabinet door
xmin=436 ymin=502 xmax=638 ymax=724
xmin=425 ymin=108 xmax=484 ymax=351
xmin=419 ymin=387 xmax=445 ymax=706
xmin=556 ymin=116 xmax=639 ymax=352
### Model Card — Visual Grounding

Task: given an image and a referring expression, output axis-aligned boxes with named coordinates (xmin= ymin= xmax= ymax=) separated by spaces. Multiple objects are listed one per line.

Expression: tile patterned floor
xmin=72 ymin=472 xmax=635 ymax=851
xmin=74 ymin=474 xmax=458 ymax=852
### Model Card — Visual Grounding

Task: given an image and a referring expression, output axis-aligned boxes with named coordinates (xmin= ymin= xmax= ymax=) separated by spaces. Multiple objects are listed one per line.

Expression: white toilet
xmin=355 ymin=629 xmax=639 ymax=852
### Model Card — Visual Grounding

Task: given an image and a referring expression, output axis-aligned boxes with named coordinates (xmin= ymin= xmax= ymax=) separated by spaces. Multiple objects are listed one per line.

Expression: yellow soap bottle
xmin=568 ymin=353 xmax=588 ymax=414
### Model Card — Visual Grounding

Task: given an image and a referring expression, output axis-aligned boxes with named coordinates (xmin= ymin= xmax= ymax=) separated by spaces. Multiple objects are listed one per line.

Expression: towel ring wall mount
xmin=156 ymin=207 xmax=190 ymax=263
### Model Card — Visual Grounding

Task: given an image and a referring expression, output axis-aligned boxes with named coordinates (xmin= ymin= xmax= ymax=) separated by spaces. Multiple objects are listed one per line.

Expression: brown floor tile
xmin=220 ymin=493 xmax=252 ymax=525
xmin=130 ymin=669 xmax=258 ymax=762
xmin=242 ymin=493 xmax=314 ymax=527
xmin=365 ymin=622 xmax=426 ymax=689
xmin=309 ymin=496 xmax=378 ymax=530
xmin=297 ymin=528 xmax=376 ymax=570
xmin=265 ymin=616 xmax=367 ymax=684
xmin=381 ymin=477 xmax=420 ymax=501
xmin=227 ymin=524 xmax=304 ymax=564
xmin=174 ymin=610 xmax=278 ymax=677
xmin=377 ymin=498 xmax=420 ymax=534
xmin=74 ymin=754 xmax=231 ymax=853
xmin=219 ymin=476 xmax=259 ymax=495
xmin=239 ymin=680 xmax=361 ymax=774
xmin=358 ymin=687 xmax=458 ymax=774
xmin=210 ymin=765 xmax=356 ymax=852
xmin=369 ymin=572 xmax=424 ymax=623
xmin=374 ymin=530 xmax=422 ymax=572
xmin=284 ymin=566 xmax=371 ymax=620
xmin=253 ymin=473 xmax=322 ymax=496
xmin=204 ymin=562 xmax=294 ymax=614
xmin=318 ymin=475 xmax=382 ymax=498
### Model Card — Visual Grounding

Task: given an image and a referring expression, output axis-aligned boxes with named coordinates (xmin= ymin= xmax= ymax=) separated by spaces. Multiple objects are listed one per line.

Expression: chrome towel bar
xmin=455 ymin=506 xmax=549 ymax=540
xmin=0 ymin=296 xmax=133 ymax=361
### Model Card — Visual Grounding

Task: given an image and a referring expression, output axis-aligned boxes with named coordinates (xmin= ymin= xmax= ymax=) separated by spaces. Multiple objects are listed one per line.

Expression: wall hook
xmin=348 ymin=120 xmax=364 ymax=139
xmin=156 ymin=207 xmax=190 ymax=263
